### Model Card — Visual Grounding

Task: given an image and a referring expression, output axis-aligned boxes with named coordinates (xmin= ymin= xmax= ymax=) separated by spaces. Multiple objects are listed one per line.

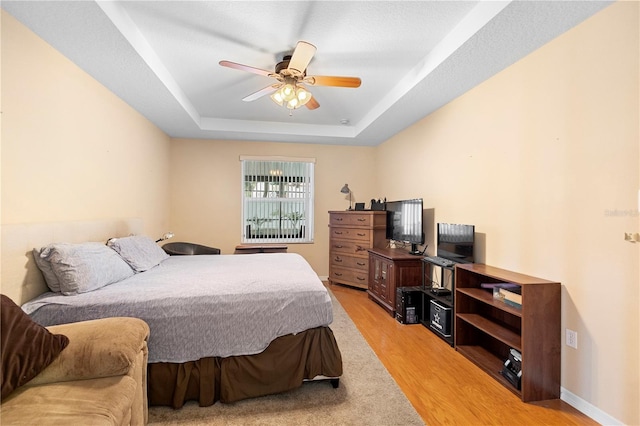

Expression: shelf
xmin=420 ymin=288 xmax=453 ymax=307
xmin=456 ymin=313 xmax=521 ymax=351
xmin=456 ymin=345 xmax=521 ymax=397
xmin=456 ymin=288 xmax=522 ymax=317
xmin=455 ymin=263 xmax=561 ymax=402
xmin=421 ymin=259 xmax=456 ymax=343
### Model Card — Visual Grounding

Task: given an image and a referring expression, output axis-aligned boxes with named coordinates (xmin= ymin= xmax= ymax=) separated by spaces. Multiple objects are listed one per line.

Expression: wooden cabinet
xmin=328 ymin=211 xmax=387 ymax=290
xmin=367 ymin=248 xmax=422 ymax=316
xmin=454 ymin=263 xmax=561 ymax=402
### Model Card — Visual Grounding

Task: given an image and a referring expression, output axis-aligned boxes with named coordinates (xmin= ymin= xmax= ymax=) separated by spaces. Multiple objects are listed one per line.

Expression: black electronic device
xmin=429 ymin=300 xmax=452 ymax=337
xmin=501 ymin=348 xmax=523 ymax=390
xmin=430 ymin=287 xmax=451 ymax=296
xmin=371 ymin=199 xmax=386 ymax=211
xmin=395 ymin=286 xmax=422 ymax=324
xmin=436 ymin=223 xmax=475 ymax=263
xmin=386 ymin=199 xmax=425 ymax=255
xmin=424 ymin=255 xmax=455 ymax=268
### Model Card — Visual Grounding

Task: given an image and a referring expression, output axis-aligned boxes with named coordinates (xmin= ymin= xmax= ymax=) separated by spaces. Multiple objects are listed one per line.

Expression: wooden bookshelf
xmin=454 ymin=263 xmax=561 ymax=402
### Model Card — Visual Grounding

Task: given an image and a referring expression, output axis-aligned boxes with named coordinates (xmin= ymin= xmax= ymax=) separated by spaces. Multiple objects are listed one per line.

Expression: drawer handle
xmin=334 ymin=272 xmax=343 ymax=277
xmin=357 ymin=233 xmax=366 ymax=236
xmin=334 ymin=231 xmax=343 ymax=234
xmin=357 ymin=262 xmax=366 ymax=266
xmin=335 ymin=218 xmax=344 ymax=221
xmin=334 ymin=257 xmax=343 ymax=263
xmin=356 ymin=276 xmax=366 ymax=281
xmin=334 ymin=245 xmax=344 ymax=249
xmin=357 ymin=218 xmax=366 ymax=222
xmin=355 ymin=245 xmax=365 ymax=252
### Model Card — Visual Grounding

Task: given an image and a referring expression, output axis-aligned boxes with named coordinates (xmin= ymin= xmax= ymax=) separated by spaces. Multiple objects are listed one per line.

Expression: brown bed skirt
xmin=147 ymin=326 xmax=343 ymax=408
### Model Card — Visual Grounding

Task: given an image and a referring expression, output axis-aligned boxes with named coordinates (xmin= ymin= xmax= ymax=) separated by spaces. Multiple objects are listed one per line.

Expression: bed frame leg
xmin=330 ymin=378 xmax=340 ymax=388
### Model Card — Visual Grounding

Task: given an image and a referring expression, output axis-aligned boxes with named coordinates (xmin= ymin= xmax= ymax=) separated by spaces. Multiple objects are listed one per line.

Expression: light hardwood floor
xmin=329 ymin=283 xmax=598 ymax=426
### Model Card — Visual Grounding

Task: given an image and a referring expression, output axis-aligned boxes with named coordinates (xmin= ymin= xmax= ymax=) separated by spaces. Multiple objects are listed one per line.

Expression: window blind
xmin=241 ymin=157 xmax=315 ymax=244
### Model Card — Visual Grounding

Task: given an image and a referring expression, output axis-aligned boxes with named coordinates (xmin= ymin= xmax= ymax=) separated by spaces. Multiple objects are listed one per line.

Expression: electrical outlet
xmin=566 ymin=329 xmax=578 ymax=349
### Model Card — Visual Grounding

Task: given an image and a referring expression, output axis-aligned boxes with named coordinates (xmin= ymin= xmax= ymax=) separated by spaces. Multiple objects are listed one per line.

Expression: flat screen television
xmin=436 ymin=223 xmax=475 ymax=263
xmin=386 ymin=198 xmax=424 ymax=255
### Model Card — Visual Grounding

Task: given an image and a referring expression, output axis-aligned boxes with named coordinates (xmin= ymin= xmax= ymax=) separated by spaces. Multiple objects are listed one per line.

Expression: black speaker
xmin=395 ymin=286 xmax=422 ymax=324
xmin=501 ymin=349 xmax=522 ymax=390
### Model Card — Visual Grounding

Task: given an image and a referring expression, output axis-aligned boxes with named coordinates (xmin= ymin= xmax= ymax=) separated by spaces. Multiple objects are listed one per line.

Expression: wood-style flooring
xmin=329 ymin=283 xmax=598 ymax=426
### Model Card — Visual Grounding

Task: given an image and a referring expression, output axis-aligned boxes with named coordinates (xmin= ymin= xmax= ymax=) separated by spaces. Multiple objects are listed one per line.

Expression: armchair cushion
xmin=27 ymin=317 xmax=150 ymax=386
xmin=1 ymin=375 xmax=137 ymax=426
xmin=0 ymin=295 xmax=69 ymax=399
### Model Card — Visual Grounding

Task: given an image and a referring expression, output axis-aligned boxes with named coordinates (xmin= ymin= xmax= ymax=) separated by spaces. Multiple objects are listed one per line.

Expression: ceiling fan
xmin=219 ymin=41 xmax=361 ymax=112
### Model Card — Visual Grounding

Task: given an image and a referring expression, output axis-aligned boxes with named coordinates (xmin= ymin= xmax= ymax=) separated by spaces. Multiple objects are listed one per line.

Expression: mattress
xmin=22 ymin=253 xmax=333 ymax=363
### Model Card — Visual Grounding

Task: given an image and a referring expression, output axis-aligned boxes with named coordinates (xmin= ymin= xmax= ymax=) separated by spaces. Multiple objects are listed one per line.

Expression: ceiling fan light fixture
xmin=296 ymin=87 xmax=311 ymax=106
xmin=270 ymin=90 xmax=285 ymax=106
xmin=286 ymin=98 xmax=299 ymax=109
xmin=281 ymin=83 xmax=295 ymax=101
xmin=271 ymin=82 xmax=311 ymax=110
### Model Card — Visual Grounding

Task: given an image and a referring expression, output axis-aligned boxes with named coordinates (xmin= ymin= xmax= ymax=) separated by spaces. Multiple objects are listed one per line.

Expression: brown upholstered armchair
xmin=0 ymin=313 xmax=150 ymax=425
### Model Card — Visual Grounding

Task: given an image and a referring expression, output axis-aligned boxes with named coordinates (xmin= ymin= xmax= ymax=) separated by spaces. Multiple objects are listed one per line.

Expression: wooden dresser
xmin=328 ymin=211 xmax=387 ymax=290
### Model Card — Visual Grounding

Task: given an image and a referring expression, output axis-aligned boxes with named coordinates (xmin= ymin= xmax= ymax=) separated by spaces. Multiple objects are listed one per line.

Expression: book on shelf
xmin=480 ymin=282 xmax=520 ymax=291
xmin=503 ymin=298 xmax=522 ymax=309
xmin=499 ymin=287 xmax=522 ymax=305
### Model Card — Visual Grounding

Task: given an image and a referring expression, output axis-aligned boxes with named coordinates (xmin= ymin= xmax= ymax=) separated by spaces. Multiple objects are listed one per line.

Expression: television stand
xmin=367 ymin=248 xmax=422 ymax=316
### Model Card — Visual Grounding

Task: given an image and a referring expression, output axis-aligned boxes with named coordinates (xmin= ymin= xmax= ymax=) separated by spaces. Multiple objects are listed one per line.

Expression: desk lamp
xmin=340 ymin=184 xmax=353 ymax=210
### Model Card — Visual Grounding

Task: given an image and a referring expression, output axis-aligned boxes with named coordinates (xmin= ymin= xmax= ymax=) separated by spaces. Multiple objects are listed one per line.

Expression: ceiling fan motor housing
xmin=275 ymin=55 xmax=292 ymax=74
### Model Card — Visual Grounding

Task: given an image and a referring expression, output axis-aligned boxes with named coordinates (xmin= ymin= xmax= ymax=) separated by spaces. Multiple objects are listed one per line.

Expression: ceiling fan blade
xmin=242 ymin=84 xmax=279 ymax=102
xmin=305 ymin=96 xmax=320 ymax=110
xmin=287 ymin=41 xmax=316 ymax=73
xmin=306 ymin=75 xmax=361 ymax=88
xmin=219 ymin=60 xmax=273 ymax=77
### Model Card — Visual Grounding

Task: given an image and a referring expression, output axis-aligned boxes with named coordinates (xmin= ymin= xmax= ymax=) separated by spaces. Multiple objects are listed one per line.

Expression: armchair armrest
xmin=26 ymin=317 xmax=149 ymax=386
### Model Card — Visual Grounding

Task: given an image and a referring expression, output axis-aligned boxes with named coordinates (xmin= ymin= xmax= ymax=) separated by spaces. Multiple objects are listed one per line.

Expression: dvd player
xmin=430 ymin=287 xmax=451 ymax=296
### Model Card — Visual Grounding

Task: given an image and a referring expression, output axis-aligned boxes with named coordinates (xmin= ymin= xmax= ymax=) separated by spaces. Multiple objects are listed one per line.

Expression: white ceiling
xmin=2 ymin=1 xmax=611 ymax=146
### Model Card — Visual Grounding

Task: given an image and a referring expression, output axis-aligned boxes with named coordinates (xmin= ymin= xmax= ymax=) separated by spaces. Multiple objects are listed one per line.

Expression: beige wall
xmin=375 ymin=2 xmax=639 ymax=424
xmin=169 ymin=138 xmax=377 ymax=274
xmin=1 ymin=11 xmax=171 ymax=236
xmin=2 ymin=2 xmax=638 ymax=424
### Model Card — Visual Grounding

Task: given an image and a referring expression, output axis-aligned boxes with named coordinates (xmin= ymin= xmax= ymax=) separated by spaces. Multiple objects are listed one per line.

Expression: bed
xmin=1 ymin=219 xmax=342 ymax=408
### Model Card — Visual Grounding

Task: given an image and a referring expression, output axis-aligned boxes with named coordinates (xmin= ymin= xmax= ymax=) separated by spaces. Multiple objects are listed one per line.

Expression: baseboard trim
xmin=319 ymin=275 xmax=329 ymax=281
xmin=561 ymin=387 xmax=622 ymax=425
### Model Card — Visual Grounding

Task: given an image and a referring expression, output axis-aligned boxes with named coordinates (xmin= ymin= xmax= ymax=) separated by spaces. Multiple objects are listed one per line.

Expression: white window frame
xmin=240 ymin=156 xmax=315 ymax=244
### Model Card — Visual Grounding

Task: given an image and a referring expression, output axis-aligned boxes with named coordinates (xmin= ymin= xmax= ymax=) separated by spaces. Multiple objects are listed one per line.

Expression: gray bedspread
xmin=22 ymin=253 xmax=333 ymax=363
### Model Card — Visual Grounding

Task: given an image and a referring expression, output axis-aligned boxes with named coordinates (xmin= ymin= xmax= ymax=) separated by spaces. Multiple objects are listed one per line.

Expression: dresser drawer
xmin=329 ymin=213 xmax=372 ymax=227
xmin=329 ymin=227 xmax=371 ymax=242
xmin=329 ymin=266 xmax=368 ymax=288
xmin=330 ymin=253 xmax=369 ymax=271
xmin=330 ymin=239 xmax=369 ymax=257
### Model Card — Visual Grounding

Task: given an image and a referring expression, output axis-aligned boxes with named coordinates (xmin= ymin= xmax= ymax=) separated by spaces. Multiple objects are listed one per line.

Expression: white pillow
xmin=32 ymin=248 xmax=61 ymax=293
xmin=42 ymin=242 xmax=135 ymax=295
xmin=107 ymin=235 xmax=169 ymax=273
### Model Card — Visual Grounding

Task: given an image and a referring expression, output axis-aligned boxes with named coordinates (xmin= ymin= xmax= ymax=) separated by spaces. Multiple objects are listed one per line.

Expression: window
xmin=240 ymin=156 xmax=315 ymax=244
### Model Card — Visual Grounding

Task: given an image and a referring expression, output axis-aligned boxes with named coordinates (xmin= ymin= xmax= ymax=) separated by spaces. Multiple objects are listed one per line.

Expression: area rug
xmin=148 ymin=288 xmax=425 ymax=425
